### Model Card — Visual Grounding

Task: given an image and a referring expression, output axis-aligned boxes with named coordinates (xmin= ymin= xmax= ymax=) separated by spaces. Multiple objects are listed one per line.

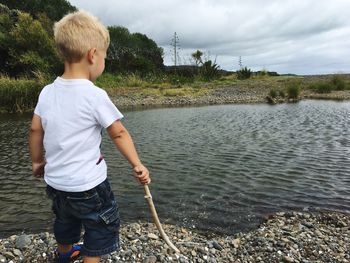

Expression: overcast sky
xmin=68 ymin=0 xmax=350 ymax=75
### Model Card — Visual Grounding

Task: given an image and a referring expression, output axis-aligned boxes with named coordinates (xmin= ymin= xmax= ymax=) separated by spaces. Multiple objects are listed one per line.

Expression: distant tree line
xmin=107 ymin=26 xmax=164 ymax=74
xmin=0 ymin=1 xmax=164 ymax=78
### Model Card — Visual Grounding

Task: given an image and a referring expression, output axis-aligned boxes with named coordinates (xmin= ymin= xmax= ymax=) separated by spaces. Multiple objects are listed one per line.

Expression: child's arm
xmin=107 ymin=120 xmax=151 ymax=185
xmin=29 ymin=114 xmax=45 ymax=178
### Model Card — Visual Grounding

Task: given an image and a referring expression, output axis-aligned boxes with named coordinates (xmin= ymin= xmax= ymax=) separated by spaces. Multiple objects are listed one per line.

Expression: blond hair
xmin=54 ymin=11 xmax=110 ymax=63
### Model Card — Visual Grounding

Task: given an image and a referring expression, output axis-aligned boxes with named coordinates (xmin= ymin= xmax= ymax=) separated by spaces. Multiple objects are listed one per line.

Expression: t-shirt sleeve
xmin=93 ymin=90 xmax=124 ymax=128
xmin=34 ymin=102 xmax=41 ymax=117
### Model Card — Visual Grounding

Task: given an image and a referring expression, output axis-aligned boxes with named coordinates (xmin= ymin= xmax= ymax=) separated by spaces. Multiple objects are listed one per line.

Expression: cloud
xmin=68 ymin=0 xmax=350 ymax=74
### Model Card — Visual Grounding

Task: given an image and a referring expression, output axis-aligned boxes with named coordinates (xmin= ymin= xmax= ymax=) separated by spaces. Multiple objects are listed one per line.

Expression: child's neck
xmin=61 ymin=61 xmax=91 ymax=80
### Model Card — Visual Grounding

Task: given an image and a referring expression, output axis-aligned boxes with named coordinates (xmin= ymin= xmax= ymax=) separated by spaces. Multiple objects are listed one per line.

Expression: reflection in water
xmin=0 ymin=100 xmax=350 ymax=237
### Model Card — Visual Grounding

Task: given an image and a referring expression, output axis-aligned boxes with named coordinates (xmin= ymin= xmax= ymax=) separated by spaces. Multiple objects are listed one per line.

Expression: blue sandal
xmin=54 ymin=244 xmax=81 ymax=263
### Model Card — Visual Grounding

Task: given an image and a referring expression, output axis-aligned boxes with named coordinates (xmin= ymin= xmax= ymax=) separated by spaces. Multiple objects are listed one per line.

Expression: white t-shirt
xmin=34 ymin=77 xmax=124 ymax=192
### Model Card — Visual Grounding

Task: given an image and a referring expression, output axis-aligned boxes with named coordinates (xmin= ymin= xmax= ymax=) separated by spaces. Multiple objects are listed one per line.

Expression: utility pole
xmin=238 ymin=56 xmax=243 ymax=69
xmin=170 ymin=32 xmax=180 ymax=68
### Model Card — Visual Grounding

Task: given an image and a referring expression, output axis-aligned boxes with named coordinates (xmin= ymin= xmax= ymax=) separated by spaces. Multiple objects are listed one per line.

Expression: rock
xmin=232 ymin=238 xmax=241 ymax=248
xmin=283 ymin=256 xmax=295 ymax=262
xmin=212 ymin=240 xmax=223 ymax=251
xmin=15 ymin=235 xmax=31 ymax=249
xmin=12 ymin=249 xmax=22 ymax=256
xmin=3 ymin=251 xmax=15 ymax=259
xmin=147 ymin=233 xmax=159 ymax=240
xmin=0 ymin=211 xmax=349 ymax=263
xmin=143 ymin=255 xmax=157 ymax=263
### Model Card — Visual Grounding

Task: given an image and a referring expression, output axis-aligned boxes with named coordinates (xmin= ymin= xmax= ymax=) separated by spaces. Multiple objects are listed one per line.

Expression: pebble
xmin=143 ymin=255 xmax=157 ymax=263
xmin=232 ymin=238 xmax=241 ymax=248
xmin=212 ymin=240 xmax=223 ymax=251
xmin=0 ymin=211 xmax=349 ymax=262
xmin=147 ymin=233 xmax=159 ymax=240
xmin=15 ymin=234 xmax=31 ymax=249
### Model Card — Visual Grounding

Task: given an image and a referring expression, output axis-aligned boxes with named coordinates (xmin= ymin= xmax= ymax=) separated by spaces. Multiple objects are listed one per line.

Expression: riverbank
xmin=109 ymin=75 xmax=350 ymax=110
xmin=1 ymin=211 xmax=348 ymax=262
xmin=1 ymin=74 xmax=350 ymax=113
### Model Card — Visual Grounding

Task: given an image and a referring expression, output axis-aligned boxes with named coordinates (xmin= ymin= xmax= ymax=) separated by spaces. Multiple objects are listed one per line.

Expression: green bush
xmin=313 ymin=83 xmax=332 ymax=93
xmin=331 ymin=75 xmax=346 ymax=90
xmin=200 ymin=60 xmax=220 ymax=81
xmin=237 ymin=67 xmax=252 ymax=80
xmin=286 ymin=81 xmax=301 ymax=100
xmin=0 ymin=76 xmax=47 ymax=112
xmin=269 ymin=89 xmax=277 ymax=98
xmin=279 ymin=90 xmax=286 ymax=98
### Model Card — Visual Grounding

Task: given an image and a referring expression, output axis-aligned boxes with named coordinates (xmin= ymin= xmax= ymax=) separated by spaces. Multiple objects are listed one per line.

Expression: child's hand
xmin=133 ymin=164 xmax=151 ymax=185
xmin=32 ymin=161 xmax=46 ymax=178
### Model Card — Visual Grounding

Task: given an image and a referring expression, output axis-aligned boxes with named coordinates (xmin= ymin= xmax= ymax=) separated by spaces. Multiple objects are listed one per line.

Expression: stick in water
xmin=143 ymin=184 xmax=180 ymax=253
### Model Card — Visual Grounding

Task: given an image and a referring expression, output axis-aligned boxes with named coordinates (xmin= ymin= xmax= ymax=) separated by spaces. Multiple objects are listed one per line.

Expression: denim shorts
xmin=46 ymin=179 xmax=120 ymax=257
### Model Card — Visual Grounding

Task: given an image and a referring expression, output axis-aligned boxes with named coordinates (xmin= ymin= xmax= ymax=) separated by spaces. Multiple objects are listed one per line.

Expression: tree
xmin=4 ymin=11 xmax=61 ymax=76
xmin=191 ymin=50 xmax=203 ymax=66
xmin=0 ymin=0 xmax=76 ymax=21
xmin=106 ymin=26 xmax=164 ymax=74
xmin=132 ymin=32 xmax=164 ymax=70
xmin=0 ymin=4 xmax=14 ymax=74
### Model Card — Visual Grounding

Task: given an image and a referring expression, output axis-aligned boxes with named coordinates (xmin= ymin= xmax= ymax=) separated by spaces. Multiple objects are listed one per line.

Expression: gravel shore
xmin=112 ymin=85 xmax=350 ymax=111
xmin=1 ymin=211 xmax=349 ymax=262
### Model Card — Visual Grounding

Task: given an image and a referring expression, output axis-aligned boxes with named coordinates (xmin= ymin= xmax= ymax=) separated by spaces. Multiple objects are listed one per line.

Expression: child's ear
xmin=87 ymin=48 xmax=97 ymax=64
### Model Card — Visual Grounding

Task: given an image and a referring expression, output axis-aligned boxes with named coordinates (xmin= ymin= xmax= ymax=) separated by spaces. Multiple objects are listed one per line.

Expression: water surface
xmin=0 ymin=100 xmax=349 ymax=237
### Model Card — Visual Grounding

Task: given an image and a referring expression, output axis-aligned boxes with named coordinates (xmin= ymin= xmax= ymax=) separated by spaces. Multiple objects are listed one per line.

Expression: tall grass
xmin=310 ymin=74 xmax=349 ymax=94
xmin=286 ymin=80 xmax=301 ymax=100
xmin=331 ymin=75 xmax=346 ymax=90
xmin=0 ymin=76 xmax=47 ymax=113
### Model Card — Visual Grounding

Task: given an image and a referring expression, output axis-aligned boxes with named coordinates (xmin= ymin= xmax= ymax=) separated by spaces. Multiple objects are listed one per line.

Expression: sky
xmin=68 ymin=0 xmax=350 ymax=75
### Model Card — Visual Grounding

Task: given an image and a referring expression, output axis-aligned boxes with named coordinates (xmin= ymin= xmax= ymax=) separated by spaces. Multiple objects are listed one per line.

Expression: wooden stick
xmin=143 ymin=185 xmax=180 ymax=253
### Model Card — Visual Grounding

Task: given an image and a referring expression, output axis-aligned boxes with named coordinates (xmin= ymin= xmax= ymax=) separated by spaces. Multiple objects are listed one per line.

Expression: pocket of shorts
xmin=66 ymin=192 xmax=102 ymax=214
xmin=99 ymin=203 xmax=120 ymax=226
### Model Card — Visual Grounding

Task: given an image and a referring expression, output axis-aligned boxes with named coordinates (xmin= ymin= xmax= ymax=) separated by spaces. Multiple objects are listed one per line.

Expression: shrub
xmin=286 ymin=81 xmax=301 ymax=100
xmin=269 ymin=89 xmax=277 ymax=98
xmin=331 ymin=75 xmax=346 ymax=90
xmin=169 ymin=74 xmax=194 ymax=85
xmin=237 ymin=67 xmax=252 ymax=80
xmin=124 ymin=73 xmax=146 ymax=87
xmin=200 ymin=60 xmax=220 ymax=81
xmin=313 ymin=83 xmax=332 ymax=93
xmin=279 ymin=90 xmax=286 ymax=98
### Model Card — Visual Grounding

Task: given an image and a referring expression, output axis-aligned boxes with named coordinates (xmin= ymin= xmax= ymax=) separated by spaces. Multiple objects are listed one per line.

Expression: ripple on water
xmin=1 ymin=101 xmax=350 ymax=236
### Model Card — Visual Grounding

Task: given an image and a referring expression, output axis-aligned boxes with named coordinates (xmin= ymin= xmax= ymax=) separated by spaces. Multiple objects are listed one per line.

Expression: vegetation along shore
xmin=0 ymin=211 xmax=348 ymax=262
xmin=1 ymin=74 xmax=350 ymax=113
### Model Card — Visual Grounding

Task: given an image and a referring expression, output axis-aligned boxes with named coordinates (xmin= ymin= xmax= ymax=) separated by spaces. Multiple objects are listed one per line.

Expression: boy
xmin=29 ymin=11 xmax=150 ymax=263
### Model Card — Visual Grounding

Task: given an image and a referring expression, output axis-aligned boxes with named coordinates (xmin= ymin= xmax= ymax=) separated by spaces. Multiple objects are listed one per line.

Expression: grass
xmin=1 ymin=73 xmax=350 ymax=113
xmin=0 ymin=76 xmax=49 ymax=113
xmin=286 ymin=80 xmax=302 ymax=100
xmin=269 ymin=89 xmax=278 ymax=98
xmin=96 ymin=73 xmax=215 ymax=98
xmin=308 ymin=75 xmax=350 ymax=94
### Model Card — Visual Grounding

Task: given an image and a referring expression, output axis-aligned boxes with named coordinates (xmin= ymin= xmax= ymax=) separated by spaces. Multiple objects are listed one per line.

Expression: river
xmin=0 ymin=100 xmax=349 ymax=237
